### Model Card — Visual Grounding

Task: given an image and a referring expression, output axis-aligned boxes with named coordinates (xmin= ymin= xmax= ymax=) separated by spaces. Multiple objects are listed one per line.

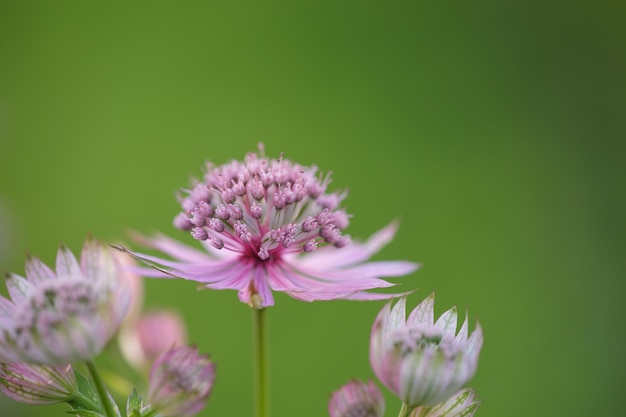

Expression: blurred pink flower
xmin=370 ymin=294 xmax=483 ymax=407
xmin=328 ymin=379 xmax=384 ymax=417
xmin=0 ymin=362 xmax=77 ymax=405
xmin=112 ymin=249 xmax=144 ymax=327
xmin=0 ymin=238 xmax=131 ymax=364
xmin=118 ymin=146 xmax=418 ymax=308
xmin=119 ymin=309 xmax=187 ymax=369
xmin=409 ymin=389 xmax=480 ymax=417
xmin=147 ymin=345 xmax=215 ymax=417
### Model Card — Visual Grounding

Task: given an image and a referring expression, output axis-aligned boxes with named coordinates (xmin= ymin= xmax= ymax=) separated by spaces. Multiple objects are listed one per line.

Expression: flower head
xmin=119 ymin=145 xmax=417 ymax=308
xmin=119 ymin=309 xmax=187 ymax=369
xmin=147 ymin=345 xmax=215 ymax=417
xmin=0 ymin=362 xmax=77 ymax=405
xmin=409 ymin=389 xmax=480 ymax=417
xmin=369 ymin=294 xmax=483 ymax=407
xmin=328 ymin=379 xmax=385 ymax=417
xmin=0 ymin=238 xmax=131 ymax=364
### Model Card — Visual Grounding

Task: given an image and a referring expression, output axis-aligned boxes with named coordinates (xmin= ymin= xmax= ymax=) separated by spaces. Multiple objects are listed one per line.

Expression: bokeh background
xmin=1 ymin=1 xmax=624 ymax=416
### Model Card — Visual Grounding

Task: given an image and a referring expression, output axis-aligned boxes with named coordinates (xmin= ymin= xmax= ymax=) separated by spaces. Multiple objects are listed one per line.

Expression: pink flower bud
xmin=148 ymin=346 xmax=215 ymax=417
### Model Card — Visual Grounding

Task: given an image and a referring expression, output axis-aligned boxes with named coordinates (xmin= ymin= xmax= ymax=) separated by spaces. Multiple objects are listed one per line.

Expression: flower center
xmin=390 ymin=326 xmax=458 ymax=358
xmin=13 ymin=279 xmax=101 ymax=350
xmin=173 ymin=148 xmax=353 ymax=261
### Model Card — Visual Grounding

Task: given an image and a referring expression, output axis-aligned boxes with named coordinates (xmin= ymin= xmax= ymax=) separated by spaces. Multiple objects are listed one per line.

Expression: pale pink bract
xmin=409 ymin=389 xmax=480 ymax=417
xmin=0 ymin=362 xmax=77 ymax=405
xmin=120 ymin=146 xmax=418 ymax=308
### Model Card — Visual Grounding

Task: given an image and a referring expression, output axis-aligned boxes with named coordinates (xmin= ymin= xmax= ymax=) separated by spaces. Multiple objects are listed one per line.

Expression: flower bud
xmin=328 ymin=379 xmax=384 ymax=417
xmin=119 ymin=309 xmax=187 ymax=369
xmin=0 ymin=362 xmax=77 ymax=405
xmin=370 ymin=294 xmax=483 ymax=407
xmin=409 ymin=389 xmax=480 ymax=417
xmin=147 ymin=346 xmax=215 ymax=417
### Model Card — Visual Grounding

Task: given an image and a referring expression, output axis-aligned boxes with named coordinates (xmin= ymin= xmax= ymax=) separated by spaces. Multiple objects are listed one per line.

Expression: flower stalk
xmin=253 ymin=306 xmax=269 ymax=417
xmin=85 ymin=360 xmax=116 ymax=417
xmin=398 ymin=403 xmax=416 ymax=417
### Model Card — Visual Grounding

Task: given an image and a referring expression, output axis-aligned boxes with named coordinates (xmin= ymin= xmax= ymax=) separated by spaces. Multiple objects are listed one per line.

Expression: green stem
xmin=253 ymin=307 xmax=269 ymax=417
xmin=398 ymin=402 xmax=417 ymax=417
xmin=85 ymin=360 xmax=116 ymax=417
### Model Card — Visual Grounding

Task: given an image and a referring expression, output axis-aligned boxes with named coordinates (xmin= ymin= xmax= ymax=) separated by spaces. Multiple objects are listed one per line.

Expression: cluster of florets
xmin=0 ymin=241 xmax=130 ymax=365
xmin=173 ymin=148 xmax=352 ymax=261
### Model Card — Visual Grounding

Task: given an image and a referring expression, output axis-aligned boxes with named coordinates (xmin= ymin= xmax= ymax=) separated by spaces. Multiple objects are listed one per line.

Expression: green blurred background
xmin=0 ymin=1 xmax=624 ymax=416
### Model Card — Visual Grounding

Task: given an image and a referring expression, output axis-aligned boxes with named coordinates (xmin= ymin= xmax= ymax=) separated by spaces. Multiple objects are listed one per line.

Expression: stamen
xmin=228 ymin=204 xmax=243 ymax=220
xmin=303 ymin=239 xmax=317 ymax=252
xmin=208 ymin=237 xmax=224 ymax=249
xmin=191 ymin=227 xmax=208 ymax=241
xmin=173 ymin=213 xmax=193 ymax=230
xmin=234 ymin=222 xmax=252 ymax=243
xmin=215 ymin=204 xmax=230 ymax=220
xmin=302 ymin=216 xmax=318 ymax=232
xmin=221 ymin=188 xmax=236 ymax=204
xmin=251 ymin=202 xmax=263 ymax=219
xmin=257 ymin=246 xmax=269 ymax=260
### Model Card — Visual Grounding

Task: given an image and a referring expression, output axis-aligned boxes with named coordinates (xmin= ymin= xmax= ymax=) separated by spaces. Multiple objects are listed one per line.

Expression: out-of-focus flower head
xmin=112 ymin=249 xmax=144 ymax=328
xmin=147 ymin=345 xmax=215 ymax=417
xmin=0 ymin=362 xmax=77 ymax=405
xmin=409 ymin=389 xmax=480 ymax=417
xmin=119 ymin=309 xmax=187 ymax=370
xmin=0 ymin=238 xmax=131 ymax=364
xmin=370 ymin=294 xmax=483 ymax=407
xmin=118 ymin=144 xmax=418 ymax=308
xmin=328 ymin=379 xmax=385 ymax=417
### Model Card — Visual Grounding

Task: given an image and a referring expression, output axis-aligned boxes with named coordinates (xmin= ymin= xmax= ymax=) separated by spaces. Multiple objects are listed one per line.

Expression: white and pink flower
xmin=119 ymin=145 xmax=418 ymax=308
xmin=0 ymin=238 xmax=130 ymax=364
xmin=370 ymin=294 xmax=482 ymax=407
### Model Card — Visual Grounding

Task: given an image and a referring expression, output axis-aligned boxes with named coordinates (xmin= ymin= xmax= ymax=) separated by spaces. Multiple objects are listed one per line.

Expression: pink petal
xmin=24 ymin=256 xmax=56 ymax=284
xmin=55 ymin=245 xmax=81 ymax=278
xmin=5 ymin=273 xmax=34 ymax=303
xmin=407 ymin=292 xmax=435 ymax=326
xmin=435 ymin=306 xmax=458 ymax=336
xmin=294 ymin=222 xmax=400 ymax=269
xmin=132 ymin=232 xmax=214 ymax=262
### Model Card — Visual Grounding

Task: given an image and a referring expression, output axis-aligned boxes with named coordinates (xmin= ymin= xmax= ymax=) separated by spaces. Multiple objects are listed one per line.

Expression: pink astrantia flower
xmin=370 ymin=294 xmax=483 ymax=408
xmin=409 ymin=389 xmax=480 ymax=417
xmin=0 ymin=362 xmax=77 ymax=405
xmin=118 ymin=146 xmax=418 ymax=308
xmin=328 ymin=379 xmax=385 ymax=417
xmin=119 ymin=309 xmax=187 ymax=369
xmin=147 ymin=345 xmax=215 ymax=417
xmin=0 ymin=239 xmax=131 ymax=364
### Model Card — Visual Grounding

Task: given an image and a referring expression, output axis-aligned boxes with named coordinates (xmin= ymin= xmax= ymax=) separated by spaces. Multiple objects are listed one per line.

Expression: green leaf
xmin=74 ymin=369 xmax=99 ymax=407
xmin=126 ymin=389 xmax=143 ymax=417
xmin=106 ymin=391 xmax=123 ymax=417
